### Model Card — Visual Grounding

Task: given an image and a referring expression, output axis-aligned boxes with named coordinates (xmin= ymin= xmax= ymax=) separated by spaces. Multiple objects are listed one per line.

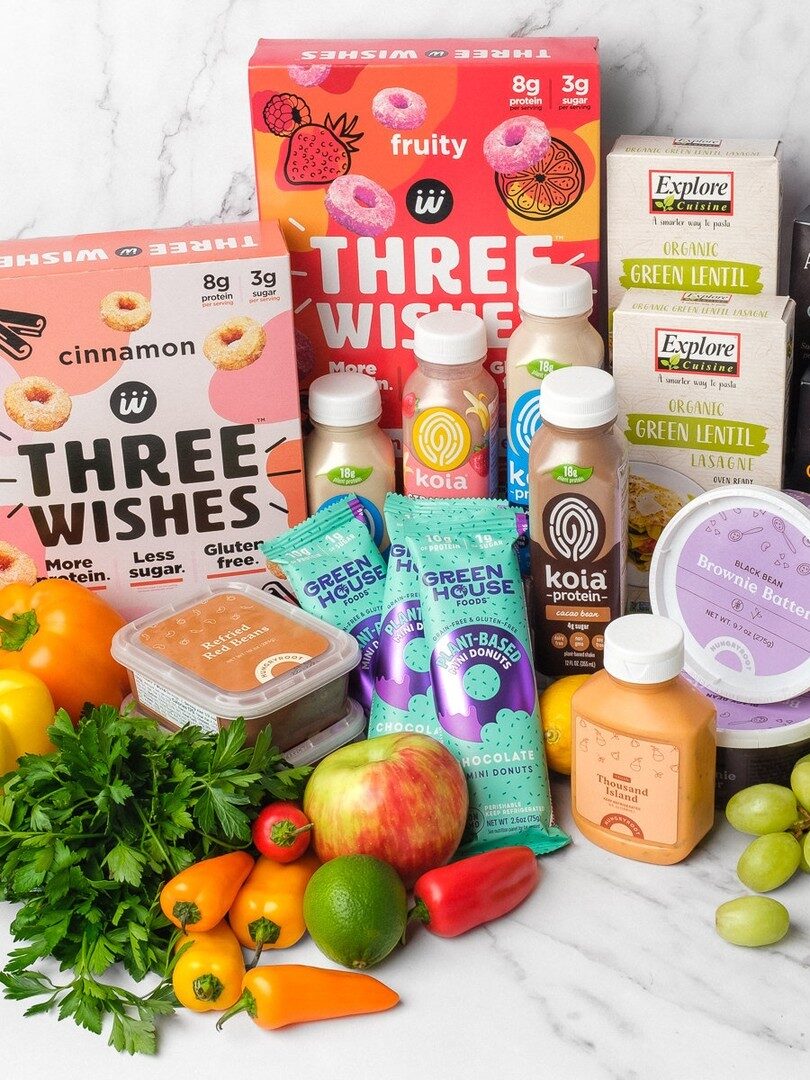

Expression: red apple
xmin=303 ymin=733 xmax=469 ymax=888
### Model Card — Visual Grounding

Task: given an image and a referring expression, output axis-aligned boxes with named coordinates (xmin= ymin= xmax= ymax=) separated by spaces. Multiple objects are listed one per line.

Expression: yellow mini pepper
xmin=0 ymin=669 xmax=56 ymax=775
xmin=172 ymin=920 xmax=246 ymax=1013
xmin=229 ymin=852 xmax=320 ymax=969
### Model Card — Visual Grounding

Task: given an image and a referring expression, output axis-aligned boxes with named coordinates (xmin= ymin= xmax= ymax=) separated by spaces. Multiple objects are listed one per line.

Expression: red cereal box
xmin=249 ymin=37 xmax=600 ymax=444
xmin=0 ymin=221 xmax=306 ymax=617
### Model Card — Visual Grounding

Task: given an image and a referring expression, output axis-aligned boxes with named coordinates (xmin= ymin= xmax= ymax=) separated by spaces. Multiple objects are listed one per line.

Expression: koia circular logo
xmin=509 ymin=390 xmax=542 ymax=455
xmin=412 ymin=407 xmax=471 ymax=470
xmin=110 ymin=381 xmax=158 ymax=423
xmin=405 ymin=178 xmax=454 ymax=224
xmin=543 ymin=493 xmax=604 ymax=562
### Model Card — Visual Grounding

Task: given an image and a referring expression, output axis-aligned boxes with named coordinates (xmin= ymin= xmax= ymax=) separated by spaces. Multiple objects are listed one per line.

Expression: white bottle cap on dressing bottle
xmin=413 ymin=310 xmax=488 ymax=365
xmin=518 ymin=264 xmax=594 ymax=317
xmin=604 ymin=614 xmax=685 ymax=684
xmin=308 ymin=372 xmax=382 ymax=426
xmin=538 ymin=366 xmax=617 ymax=429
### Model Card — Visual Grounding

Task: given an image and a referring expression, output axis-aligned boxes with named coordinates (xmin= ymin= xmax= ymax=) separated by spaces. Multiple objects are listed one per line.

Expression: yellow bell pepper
xmin=228 ymin=852 xmax=319 ymax=969
xmin=172 ymin=920 xmax=245 ymax=1013
xmin=0 ymin=669 xmax=56 ymax=775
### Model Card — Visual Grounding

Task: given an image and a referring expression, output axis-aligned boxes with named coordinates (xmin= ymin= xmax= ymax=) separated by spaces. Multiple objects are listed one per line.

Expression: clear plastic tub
xmin=282 ymin=697 xmax=367 ymax=766
xmin=111 ymin=581 xmax=360 ymax=749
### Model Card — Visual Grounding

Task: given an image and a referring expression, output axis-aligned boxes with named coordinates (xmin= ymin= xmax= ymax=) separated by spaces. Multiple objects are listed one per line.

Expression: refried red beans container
xmin=111 ymin=580 xmax=360 ymax=749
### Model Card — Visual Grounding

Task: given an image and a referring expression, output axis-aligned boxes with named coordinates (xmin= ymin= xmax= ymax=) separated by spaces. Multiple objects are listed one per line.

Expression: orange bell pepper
xmin=172 ymin=920 xmax=246 ymax=1013
xmin=228 ymin=852 xmax=319 ymax=968
xmin=0 ymin=580 xmax=129 ymax=721
xmin=160 ymin=851 xmax=254 ymax=933
xmin=216 ymin=965 xmax=399 ymax=1031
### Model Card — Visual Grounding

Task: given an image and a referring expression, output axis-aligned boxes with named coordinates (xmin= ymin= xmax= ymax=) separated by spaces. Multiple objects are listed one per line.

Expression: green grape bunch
xmin=716 ymin=755 xmax=810 ymax=948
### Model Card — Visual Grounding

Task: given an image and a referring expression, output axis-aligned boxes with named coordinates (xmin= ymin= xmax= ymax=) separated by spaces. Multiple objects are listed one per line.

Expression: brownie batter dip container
xmin=112 ymin=581 xmax=360 ymax=749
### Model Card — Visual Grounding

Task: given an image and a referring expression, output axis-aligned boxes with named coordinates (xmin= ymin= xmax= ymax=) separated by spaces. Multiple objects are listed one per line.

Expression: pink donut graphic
xmin=372 ymin=86 xmax=428 ymax=130
xmin=483 ymin=115 xmax=551 ymax=173
xmin=325 ymin=174 xmax=396 ymax=237
xmin=287 ymin=64 xmax=331 ymax=87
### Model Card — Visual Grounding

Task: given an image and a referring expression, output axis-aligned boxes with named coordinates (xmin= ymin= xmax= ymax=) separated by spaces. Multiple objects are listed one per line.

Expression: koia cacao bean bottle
xmin=529 ymin=367 xmax=628 ymax=678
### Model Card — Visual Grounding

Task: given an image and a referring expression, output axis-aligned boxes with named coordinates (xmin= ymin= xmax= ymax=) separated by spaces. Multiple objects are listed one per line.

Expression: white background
xmin=2 ymin=2 xmax=810 ymax=1078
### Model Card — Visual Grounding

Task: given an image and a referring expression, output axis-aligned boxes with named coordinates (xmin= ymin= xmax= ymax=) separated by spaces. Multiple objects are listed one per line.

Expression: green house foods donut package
xmin=0 ymin=221 xmax=307 ymax=617
xmin=402 ymin=500 xmax=570 ymax=856
xmin=249 ymin=37 xmax=600 ymax=457
xmin=612 ymin=289 xmax=795 ymax=610
xmin=607 ymin=137 xmax=782 ymax=328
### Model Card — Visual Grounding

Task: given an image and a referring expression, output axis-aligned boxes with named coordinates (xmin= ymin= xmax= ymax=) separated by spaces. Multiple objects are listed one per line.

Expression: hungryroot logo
xmin=655 ymin=327 xmax=741 ymax=376
xmin=649 ymin=169 xmax=734 ymax=215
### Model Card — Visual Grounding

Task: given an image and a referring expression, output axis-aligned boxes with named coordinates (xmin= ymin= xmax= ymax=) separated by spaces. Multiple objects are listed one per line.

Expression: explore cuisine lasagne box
xmin=0 ymin=221 xmax=306 ymax=617
xmin=612 ymin=288 xmax=794 ymax=610
xmin=249 ymin=37 xmax=601 ymax=441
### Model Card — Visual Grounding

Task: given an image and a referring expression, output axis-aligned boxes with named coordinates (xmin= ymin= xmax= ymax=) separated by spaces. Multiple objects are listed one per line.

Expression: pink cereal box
xmin=0 ymin=221 xmax=307 ymax=617
xmin=249 ymin=37 xmax=600 ymax=441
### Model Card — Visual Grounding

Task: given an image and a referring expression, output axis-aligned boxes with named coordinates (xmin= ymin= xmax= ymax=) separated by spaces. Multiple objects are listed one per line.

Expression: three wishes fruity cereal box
xmin=0 ymin=221 xmax=306 ymax=617
xmin=249 ymin=38 xmax=600 ymax=438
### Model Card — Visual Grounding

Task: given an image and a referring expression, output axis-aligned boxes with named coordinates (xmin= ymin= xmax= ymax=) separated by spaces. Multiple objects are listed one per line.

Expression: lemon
xmin=303 ymin=855 xmax=407 ymax=969
xmin=539 ymin=675 xmax=591 ymax=775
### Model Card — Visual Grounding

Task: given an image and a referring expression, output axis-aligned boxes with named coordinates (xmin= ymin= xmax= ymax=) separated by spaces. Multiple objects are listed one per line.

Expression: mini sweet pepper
xmin=0 ymin=669 xmax=56 ymax=775
xmin=229 ymin=852 xmax=319 ymax=968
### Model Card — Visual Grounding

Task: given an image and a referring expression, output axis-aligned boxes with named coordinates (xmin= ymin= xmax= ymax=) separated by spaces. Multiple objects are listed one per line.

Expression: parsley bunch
xmin=0 ymin=706 xmax=310 ymax=1054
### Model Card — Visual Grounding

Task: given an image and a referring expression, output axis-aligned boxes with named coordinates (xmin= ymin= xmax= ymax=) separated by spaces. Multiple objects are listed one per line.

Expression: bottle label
xmin=404 ymin=395 xmax=497 ymax=498
xmin=530 ymin=484 xmax=624 ymax=676
xmin=507 ymin=360 xmax=571 ymax=506
xmin=324 ymin=464 xmax=373 ymax=486
xmin=574 ymin=716 xmax=680 ymax=845
xmin=550 ymin=463 xmax=594 ymax=485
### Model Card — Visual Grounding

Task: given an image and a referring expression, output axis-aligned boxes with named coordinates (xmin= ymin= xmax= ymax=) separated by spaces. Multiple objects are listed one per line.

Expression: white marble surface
xmin=2 ymin=1 xmax=810 ymax=1076
xmin=2 ymin=783 xmax=809 ymax=1079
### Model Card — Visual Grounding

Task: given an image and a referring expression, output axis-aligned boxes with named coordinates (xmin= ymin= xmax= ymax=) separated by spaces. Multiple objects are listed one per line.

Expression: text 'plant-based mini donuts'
xmin=203 ymin=315 xmax=267 ymax=370
xmin=0 ymin=542 xmax=38 ymax=587
xmin=4 ymin=375 xmax=72 ymax=432
xmin=99 ymin=290 xmax=152 ymax=331
xmin=324 ymin=174 xmax=396 ymax=237
xmin=483 ymin=115 xmax=552 ymax=174
xmin=372 ymin=87 xmax=428 ymax=130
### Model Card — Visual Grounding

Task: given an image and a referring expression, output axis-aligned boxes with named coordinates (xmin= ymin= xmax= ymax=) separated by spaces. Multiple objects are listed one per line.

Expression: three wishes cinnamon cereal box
xmin=249 ymin=37 xmax=600 ymax=442
xmin=0 ymin=221 xmax=306 ymax=617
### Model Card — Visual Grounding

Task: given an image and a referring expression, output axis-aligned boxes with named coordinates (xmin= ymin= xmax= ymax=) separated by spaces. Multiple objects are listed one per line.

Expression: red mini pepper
xmin=409 ymin=846 xmax=540 ymax=937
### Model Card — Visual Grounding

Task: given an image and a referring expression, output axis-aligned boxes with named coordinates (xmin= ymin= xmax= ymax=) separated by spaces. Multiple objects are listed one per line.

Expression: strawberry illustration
xmin=469 ymin=444 xmax=488 ymax=476
xmin=402 ymin=392 xmax=418 ymax=419
xmin=284 ymin=113 xmax=363 ymax=185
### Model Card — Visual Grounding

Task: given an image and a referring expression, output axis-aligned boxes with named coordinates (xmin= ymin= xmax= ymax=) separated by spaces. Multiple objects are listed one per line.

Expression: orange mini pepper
xmin=172 ymin=920 xmax=246 ymax=1013
xmin=228 ymin=852 xmax=319 ymax=968
xmin=160 ymin=851 xmax=254 ymax=933
xmin=216 ymin=964 xmax=399 ymax=1031
xmin=0 ymin=580 xmax=129 ymax=721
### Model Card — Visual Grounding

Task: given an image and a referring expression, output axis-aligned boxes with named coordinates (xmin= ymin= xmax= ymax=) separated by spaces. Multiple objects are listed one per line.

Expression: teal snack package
xmin=405 ymin=504 xmax=570 ymax=856
xmin=370 ymin=494 xmax=503 ymax=739
xmin=262 ymin=497 xmax=386 ymax=713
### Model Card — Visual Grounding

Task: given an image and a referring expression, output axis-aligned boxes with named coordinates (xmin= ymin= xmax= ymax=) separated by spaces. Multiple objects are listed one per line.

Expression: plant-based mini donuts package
xmin=0 ymin=221 xmax=306 ymax=617
xmin=613 ymin=289 xmax=795 ymax=610
xmin=262 ymin=496 xmax=386 ymax=713
xmin=608 ymin=136 xmax=782 ymax=325
xmin=249 ymin=37 xmax=600 ymax=441
xmin=404 ymin=501 xmax=570 ymax=856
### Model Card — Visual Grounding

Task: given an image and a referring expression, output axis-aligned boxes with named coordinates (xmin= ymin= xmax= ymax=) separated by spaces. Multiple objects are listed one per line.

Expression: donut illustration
xmin=373 ymin=600 xmax=432 ymax=710
xmin=203 ymin=316 xmax=267 ymax=370
xmin=324 ymin=174 xmax=396 ymax=237
xmin=372 ymin=87 xmax=427 ymax=130
xmin=483 ymin=116 xmax=551 ymax=173
xmin=0 ymin=541 xmax=38 ymax=587
xmin=4 ymin=376 xmax=72 ymax=432
xmin=100 ymin=290 xmax=151 ymax=331
xmin=288 ymin=64 xmax=331 ymax=87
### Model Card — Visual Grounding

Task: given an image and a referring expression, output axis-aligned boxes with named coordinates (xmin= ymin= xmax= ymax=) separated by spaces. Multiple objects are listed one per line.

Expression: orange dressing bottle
xmin=571 ymin=614 xmax=716 ymax=864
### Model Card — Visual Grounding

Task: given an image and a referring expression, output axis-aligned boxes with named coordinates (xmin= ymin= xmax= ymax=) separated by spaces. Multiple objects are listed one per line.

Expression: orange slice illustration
xmin=495 ymin=137 xmax=585 ymax=222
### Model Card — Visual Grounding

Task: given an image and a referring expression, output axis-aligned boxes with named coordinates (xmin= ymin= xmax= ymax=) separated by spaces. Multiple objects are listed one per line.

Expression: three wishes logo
xmin=405 ymin=177 xmax=454 ymax=224
xmin=543 ymin=492 xmax=604 ymax=563
xmin=0 ymin=307 xmax=47 ymax=362
xmin=109 ymin=381 xmax=158 ymax=424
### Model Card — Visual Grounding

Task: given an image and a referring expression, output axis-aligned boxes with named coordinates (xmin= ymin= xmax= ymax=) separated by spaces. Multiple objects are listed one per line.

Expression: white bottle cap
xmin=604 ymin=614 xmax=685 ymax=684
xmin=413 ymin=310 xmax=488 ymax=366
xmin=518 ymin=264 xmax=594 ymax=318
xmin=538 ymin=366 xmax=617 ymax=428
xmin=308 ymin=372 xmax=382 ymax=426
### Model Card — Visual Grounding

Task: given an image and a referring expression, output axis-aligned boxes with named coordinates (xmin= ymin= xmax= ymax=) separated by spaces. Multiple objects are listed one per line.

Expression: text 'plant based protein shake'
xmin=529 ymin=367 xmax=628 ymax=678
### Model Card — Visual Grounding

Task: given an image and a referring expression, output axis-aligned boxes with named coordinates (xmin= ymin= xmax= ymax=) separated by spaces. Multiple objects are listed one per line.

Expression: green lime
xmin=303 ymin=854 xmax=407 ymax=969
